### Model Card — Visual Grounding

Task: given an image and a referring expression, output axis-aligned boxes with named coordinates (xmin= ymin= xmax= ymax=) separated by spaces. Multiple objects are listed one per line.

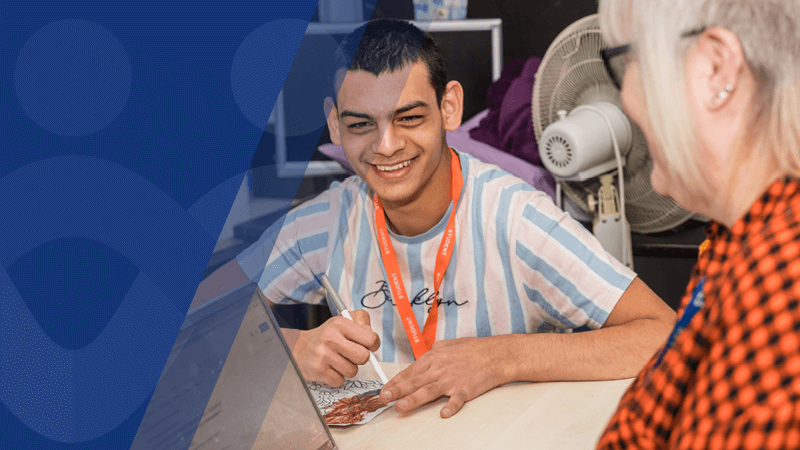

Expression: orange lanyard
xmin=373 ymin=148 xmax=462 ymax=359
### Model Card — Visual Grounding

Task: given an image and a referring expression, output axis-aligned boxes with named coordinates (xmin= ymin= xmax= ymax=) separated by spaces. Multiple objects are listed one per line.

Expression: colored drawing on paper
xmin=307 ymin=380 xmax=391 ymax=426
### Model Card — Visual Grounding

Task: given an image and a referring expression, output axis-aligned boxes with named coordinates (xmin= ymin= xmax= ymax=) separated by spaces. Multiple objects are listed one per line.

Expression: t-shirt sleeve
xmin=511 ymin=190 xmax=636 ymax=330
xmin=235 ymin=186 xmax=341 ymax=305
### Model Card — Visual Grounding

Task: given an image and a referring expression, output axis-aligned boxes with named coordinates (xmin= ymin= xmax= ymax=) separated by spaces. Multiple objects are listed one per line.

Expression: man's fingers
xmin=363 ymin=333 xmax=380 ymax=353
xmin=328 ymin=352 xmax=359 ymax=379
xmin=322 ymin=367 xmax=345 ymax=387
xmin=381 ymin=362 xmax=431 ymax=403
xmin=346 ymin=310 xmax=381 ymax=352
xmin=350 ymin=309 xmax=371 ymax=327
xmin=380 ymin=364 xmax=414 ymax=401
xmin=331 ymin=336 xmax=371 ymax=366
xmin=440 ymin=391 xmax=468 ymax=418
xmin=303 ymin=318 xmax=373 ymax=384
xmin=338 ymin=317 xmax=380 ymax=352
xmin=395 ymin=382 xmax=443 ymax=413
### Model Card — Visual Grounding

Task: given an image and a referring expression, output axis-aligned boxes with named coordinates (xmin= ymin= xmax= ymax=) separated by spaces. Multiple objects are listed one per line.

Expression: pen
xmin=320 ymin=274 xmax=389 ymax=384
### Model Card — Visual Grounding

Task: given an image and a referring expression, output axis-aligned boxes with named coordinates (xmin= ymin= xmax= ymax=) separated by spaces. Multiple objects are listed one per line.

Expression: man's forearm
xmin=498 ymin=318 xmax=671 ymax=383
xmin=497 ymin=277 xmax=677 ymax=383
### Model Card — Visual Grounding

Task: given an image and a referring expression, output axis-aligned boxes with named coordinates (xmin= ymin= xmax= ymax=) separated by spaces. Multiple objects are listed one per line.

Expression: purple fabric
xmin=446 ymin=128 xmax=555 ymax=200
xmin=469 ymin=57 xmax=545 ymax=168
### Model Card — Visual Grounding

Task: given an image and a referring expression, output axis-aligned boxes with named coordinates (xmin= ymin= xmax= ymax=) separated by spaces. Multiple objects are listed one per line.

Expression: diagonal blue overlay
xmin=1 ymin=1 xmax=321 ymax=448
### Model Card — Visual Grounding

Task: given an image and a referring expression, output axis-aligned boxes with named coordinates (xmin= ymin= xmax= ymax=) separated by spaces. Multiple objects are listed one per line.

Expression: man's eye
xmin=348 ymin=122 xmax=372 ymax=130
xmin=399 ymin=116 xmax=422 ymax=124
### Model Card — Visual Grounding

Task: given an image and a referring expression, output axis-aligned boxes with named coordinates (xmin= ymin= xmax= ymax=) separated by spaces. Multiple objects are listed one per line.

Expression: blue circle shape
xmin=231 ymin=19 xmax=338 ymax=135
xmin=14 ymin=19 xmax=132 ymax=137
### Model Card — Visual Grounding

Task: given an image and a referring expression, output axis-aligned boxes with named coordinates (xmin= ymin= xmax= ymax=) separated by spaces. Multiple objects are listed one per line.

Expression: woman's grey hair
xmin=599 ymin=0 xmax=800 ymax=191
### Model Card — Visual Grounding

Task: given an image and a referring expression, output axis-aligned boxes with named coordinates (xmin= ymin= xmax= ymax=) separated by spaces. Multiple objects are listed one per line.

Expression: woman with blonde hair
xmin=595 ymin=0 xmax=800 ymax=448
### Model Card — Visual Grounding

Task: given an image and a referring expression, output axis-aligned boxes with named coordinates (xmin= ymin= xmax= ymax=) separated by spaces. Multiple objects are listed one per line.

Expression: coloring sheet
xmin=307 ymin=380 xmax=392 ymax=426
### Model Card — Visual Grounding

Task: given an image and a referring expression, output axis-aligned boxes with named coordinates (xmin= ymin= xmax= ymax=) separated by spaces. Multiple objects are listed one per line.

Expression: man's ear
xmin=441 ymin=80 xmax=464 ymax=131
xmin=324 ymin=97 xmax=342 ymax=145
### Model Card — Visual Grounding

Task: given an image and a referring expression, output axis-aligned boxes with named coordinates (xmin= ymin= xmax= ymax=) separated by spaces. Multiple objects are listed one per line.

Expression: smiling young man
xmin=196 ymin=19 xmax=676 ymax=419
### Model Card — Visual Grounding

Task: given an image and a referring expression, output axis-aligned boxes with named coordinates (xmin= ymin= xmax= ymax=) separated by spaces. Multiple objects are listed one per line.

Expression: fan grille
xmin=532 ymin=15 xmax=694 ymax=233
xmin=545 ymin=135 xmax=572 ymax=168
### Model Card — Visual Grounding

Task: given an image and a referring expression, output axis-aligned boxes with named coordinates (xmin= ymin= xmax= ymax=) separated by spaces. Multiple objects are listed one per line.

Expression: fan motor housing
xmin=540 ymin=101 xmax=632 ymax=181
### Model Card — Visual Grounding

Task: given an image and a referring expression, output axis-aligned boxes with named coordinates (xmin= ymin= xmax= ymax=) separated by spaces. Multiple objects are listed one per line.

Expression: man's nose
xmin=375 ymin=124 xmax=405 ymax=158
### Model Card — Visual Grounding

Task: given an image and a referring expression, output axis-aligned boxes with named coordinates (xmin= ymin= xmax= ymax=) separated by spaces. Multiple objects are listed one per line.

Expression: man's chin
xmin=366 ymin=171 xmax=409 ymax=194
xmin=370 ymin=183 xmax=418 ymax=208
xmin=373 ymin=189 xmax=412 ymax=206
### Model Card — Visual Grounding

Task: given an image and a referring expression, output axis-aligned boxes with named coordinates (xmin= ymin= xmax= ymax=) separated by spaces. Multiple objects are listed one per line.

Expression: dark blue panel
xmin=0 ymin=391 xmax=153 ymax=450
xmin=6 ymin=237 xmax=139 ymax=350
xmin=0 ymin=1 xmax=320 ymax=448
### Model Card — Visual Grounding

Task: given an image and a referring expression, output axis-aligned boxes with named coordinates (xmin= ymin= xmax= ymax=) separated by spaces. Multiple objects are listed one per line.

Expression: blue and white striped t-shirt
xmin=237 ymin=151 xmax=636 ymax=363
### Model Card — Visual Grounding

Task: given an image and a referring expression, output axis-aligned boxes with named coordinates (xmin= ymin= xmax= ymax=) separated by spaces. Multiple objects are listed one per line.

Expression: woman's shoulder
xmin=720 ymin=197 xmax=800 ymax=316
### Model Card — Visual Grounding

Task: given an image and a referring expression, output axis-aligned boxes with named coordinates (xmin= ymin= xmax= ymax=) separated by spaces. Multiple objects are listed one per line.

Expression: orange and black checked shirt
xmin=598 ymin=178 xmax=800 ymax=450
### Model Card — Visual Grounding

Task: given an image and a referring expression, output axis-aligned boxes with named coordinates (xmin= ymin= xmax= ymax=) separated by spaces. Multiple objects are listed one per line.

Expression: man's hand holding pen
xmin=293 ymin=311 xmax=381 ymax=387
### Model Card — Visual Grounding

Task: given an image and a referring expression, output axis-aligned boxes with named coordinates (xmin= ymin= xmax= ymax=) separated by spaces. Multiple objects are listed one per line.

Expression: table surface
xmin=330 ymin=363 xmax=633 ymax=450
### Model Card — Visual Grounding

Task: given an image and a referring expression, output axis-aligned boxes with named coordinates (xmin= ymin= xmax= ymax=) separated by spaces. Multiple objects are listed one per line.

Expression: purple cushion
xmin=469 ymin=57 xmax=544 ymax=166
xmin=316 ymin=143 xmax=351 ymax=172
xmin=318 ymin=110 xmax=555 ymax=200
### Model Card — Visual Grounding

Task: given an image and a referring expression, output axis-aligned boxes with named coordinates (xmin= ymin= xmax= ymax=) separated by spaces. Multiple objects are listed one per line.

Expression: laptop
xmin=131 ymin=283 xmax=337 ymax=450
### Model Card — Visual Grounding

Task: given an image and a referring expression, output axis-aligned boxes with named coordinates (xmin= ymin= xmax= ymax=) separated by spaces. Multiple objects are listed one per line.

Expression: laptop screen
xmin=132 ymin=284 xmax=336 ymax=450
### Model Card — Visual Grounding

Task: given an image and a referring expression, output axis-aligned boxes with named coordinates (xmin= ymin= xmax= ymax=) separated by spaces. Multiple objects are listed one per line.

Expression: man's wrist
xmin=491 ymin=334 xmax=526 ymax=385
xmin=281 ymin=328 xmax=304 ymax=352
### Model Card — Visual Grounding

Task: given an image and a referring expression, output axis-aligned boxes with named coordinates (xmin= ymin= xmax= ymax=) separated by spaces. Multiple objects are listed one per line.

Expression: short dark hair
xmin=332 ymin=19 xmax=448 ymax=105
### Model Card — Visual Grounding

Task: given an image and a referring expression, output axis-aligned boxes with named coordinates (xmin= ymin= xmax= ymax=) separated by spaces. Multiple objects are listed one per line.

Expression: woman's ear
xmin=692 ymin=27 xmax=746 ymax=111
xmin=440 ymin=80 xmax=464 ymax=131
xmin=324 ymin=97 xmax=342 ymax=145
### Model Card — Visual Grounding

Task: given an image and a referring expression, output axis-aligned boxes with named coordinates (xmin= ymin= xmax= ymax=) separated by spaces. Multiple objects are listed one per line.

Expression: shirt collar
xmin=705 ymin=177 xmax=800 ymax=243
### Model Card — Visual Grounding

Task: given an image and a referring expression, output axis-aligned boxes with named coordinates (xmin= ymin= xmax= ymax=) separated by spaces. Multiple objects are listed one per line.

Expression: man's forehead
xmin=335 ymin=61 xmax=435 ymax=115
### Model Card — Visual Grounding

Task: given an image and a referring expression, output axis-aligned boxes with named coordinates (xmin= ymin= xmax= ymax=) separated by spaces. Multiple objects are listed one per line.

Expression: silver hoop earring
xmin=712 ymin=84 xmax=734 ymax=103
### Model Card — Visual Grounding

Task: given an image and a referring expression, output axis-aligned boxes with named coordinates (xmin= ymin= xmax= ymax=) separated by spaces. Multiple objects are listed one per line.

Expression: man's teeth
xmin=375 ymin=160 xmax=411 ymax=172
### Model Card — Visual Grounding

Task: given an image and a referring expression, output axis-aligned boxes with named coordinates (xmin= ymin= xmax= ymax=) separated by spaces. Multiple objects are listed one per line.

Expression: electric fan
xmin=532 ymin=14 xmax=695 ymax=269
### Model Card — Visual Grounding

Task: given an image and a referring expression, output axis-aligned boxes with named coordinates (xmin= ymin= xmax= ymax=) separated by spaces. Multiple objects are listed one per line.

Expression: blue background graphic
xmin=1 ymin=1 xmax=321 ymax=448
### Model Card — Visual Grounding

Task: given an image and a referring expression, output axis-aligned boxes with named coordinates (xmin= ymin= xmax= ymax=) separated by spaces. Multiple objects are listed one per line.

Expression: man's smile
xmin=370 ymin=156 xmax=418 ymax=179
xmin=375 ymin=159 xmax=412 ymax=171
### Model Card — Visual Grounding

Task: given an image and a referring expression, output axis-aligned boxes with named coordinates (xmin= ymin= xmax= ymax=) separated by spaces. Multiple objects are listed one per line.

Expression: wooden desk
xmin=331 ymin=363 xmax=633 ymax=450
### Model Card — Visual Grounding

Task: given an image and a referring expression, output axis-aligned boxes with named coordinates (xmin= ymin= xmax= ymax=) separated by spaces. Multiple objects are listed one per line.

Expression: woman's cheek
xmin=649 ymin=159 xmax=669 ymax=197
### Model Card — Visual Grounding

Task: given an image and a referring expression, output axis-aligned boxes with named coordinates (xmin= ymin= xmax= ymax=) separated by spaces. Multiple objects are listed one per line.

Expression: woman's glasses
xmin=601 ymin=27 xmax=706 ymax=89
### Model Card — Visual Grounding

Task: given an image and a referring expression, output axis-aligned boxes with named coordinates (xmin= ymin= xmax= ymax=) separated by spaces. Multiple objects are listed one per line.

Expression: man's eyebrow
xmin=339 ymin=110 xmax=376 ymax=121
xmin=392 ymin=101 xmax=429 ymax=117
xmin=338 ymin=101 xmax=429 ymax=121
